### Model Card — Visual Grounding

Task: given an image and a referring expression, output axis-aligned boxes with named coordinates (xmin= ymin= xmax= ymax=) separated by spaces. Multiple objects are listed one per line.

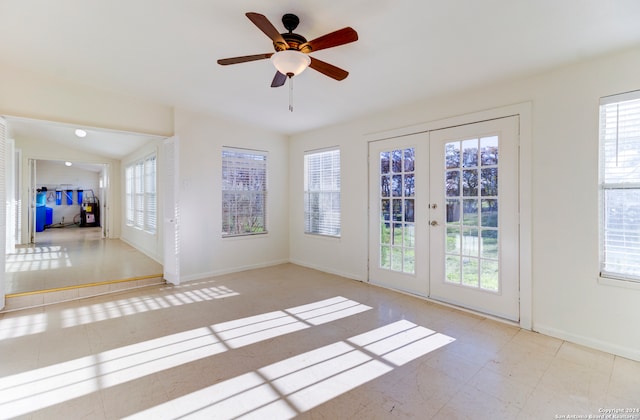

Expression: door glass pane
xmin=378 ymin=147 xmax=416 ymax=274
xmin=381 ymin=199 xmax=390 ymax=221
xmin=391 ymin=247 xmax=403 ymax=271
xmin=404 ymin=148 xmax=415 ymax=171
xmin=380 ymin=151 xmax=390 ymax=174
xmin=404 ymin=224 xmax=415 ymax=247
xmin=462 ymin=139 xmax=478 ymax=167
xmin=404 ymin=174 xmax=415 ymax=196
xmin=381 ymin=222 xmax=391 ymax=245
xmin=381 ymin=246 xmax=391 ymax=269
xmin=404 ymin=199 xmax=415 ymax=222
xmin=462 ymin=259 xmax=479 ymax=287
xmin=446 ymin=171 xmax=460 ymax=196
xmin=481 ymin=229 xmax=498 ymax=259
xmin=446 ymin=226 xmax=460 ymax=253
xmin=462 ymin=228 xmax=479 ymax=257
xmin=446 ymin=199 xmax=460 ymax=223
xmin=463 ymin=169 xmax=478 ymax=196
xmin=481 ymin=199 xmax=498 ymax=227
xmin=392 ymin=175 xmax=402 ymax=196
xmin=446 ymin=255 xmax=461 ymax=284
xmin=392 ymin=150 xmax=402 ymax=173
xmin=443 ymin=138 xmax=501 ymax=293
xmin=393 ymin=222 xmax=403 ymax=244
xmin=462 ymin=199 xmax=478 ymax=226
xmin=392 ymin=199 xmax=402 ymax=221
xmin=481 ymin=136 xmax=498 ymax=165
xmin=381 ymin=176 xmax=390 ymax=197
xmin=446 ymin=142 xmax=460 ymax=169
xmin=480 ymin=260 xmax=499 ymax=291
xmin=481 ymin=168 xmax=498 ymax=196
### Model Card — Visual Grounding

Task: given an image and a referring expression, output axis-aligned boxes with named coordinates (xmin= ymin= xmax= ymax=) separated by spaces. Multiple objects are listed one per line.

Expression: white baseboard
xmin=178 ymin=259 xmax=290 ymax=283
xmin=534 ymin=323 xmax=640 ymax=362
xmin=120 ymin=237 xmax=162 ymax=264
xmin=287 ymin=259 xmax=365 ymax=282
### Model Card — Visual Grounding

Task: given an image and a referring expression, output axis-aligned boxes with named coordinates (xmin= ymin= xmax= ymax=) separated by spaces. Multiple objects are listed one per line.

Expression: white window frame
xmin=222 ymin=147 xmax=268 ymax=237
xmin=304 ymin=147 xmax=341 ymax=237
xmin=599 ymin=90 xmax=640 ymax=283
xmin=124 ymin=152 xmax=157 ymax=234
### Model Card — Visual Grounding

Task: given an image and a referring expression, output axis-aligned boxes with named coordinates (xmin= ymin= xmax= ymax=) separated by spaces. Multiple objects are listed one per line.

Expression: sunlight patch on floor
xmin=126 ymin=320 xmax=455 ymax=419
xmin=0 ymin=296 xmax=372 ymax=417
xmin=6 ymin=246 xmax=72 ymax=272
xmin=0 ymin=312 xmax=48 ymax=339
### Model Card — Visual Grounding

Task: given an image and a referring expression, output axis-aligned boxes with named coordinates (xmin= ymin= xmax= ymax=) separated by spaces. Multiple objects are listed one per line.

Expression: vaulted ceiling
xmin=2 ymin=1 xmax=640 ymax=154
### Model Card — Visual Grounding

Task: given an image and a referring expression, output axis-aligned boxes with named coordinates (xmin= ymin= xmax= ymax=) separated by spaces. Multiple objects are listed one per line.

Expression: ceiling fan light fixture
xmin=270 ymin=50 xmax=311 ymax=77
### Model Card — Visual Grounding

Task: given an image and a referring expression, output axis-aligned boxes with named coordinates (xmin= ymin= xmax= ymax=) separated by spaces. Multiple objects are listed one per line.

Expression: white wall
xmin=289 ymin=47 xmax=640 ymax=361
xmin=0 ymin=62 xmax=173 ymax=136
xmin=36 ymin=160 xmax=100 ymax=226
xmin=174 ymin=108 xmax=289 ymax=281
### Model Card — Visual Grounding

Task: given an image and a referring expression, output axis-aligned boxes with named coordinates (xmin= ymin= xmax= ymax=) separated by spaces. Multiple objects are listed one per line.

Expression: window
xmin=222 ymin=148 xmax=267 ymax=236
xmin=144 ymin=155 xmax=157 ymax=233
xmin=304 ymin=148 xmax=341 ymax=236
xmin=599 ymin=90 xmax=640 ymax=281
xmin=125 ymin=165 xmax=134 ymax=226
xmin=125 ymin=153 xmax=157 ymax=234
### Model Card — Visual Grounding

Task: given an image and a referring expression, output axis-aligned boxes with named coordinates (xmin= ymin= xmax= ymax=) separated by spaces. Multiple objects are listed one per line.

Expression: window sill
xmin=304 ymin=233 xmax=341 ymax=240
xmin=598 ymin=275 xmax=640 ymax=291
xmin=222 ymin=232 xmax=269 ymax=240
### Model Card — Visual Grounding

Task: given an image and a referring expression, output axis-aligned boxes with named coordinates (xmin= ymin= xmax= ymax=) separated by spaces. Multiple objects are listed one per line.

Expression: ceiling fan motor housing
xmin=274 ymin=14 xmax=311 ymax=53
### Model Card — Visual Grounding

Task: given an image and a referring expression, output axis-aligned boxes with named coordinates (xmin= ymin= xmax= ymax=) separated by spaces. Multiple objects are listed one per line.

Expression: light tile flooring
xmin=0 ymin=264 xmax=638 ymax=419
xmin=5 ymin=226 xmax=163 ymax=294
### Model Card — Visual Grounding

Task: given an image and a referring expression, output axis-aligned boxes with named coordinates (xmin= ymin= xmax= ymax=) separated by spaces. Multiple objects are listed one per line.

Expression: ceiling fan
xmin=217 ymin=12 xmax=358 ymax=88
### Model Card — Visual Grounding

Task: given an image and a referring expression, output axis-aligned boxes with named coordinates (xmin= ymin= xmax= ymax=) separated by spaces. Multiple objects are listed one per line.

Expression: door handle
xmin=430 ymin=220 xmax=439 ymax=226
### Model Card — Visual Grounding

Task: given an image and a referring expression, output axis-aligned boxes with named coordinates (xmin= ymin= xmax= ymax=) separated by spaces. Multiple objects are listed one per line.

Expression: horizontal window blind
xmin=222 ymin=149 xmax=267 ymax=236
xmin=125 ymin=152 xmax=157 ymax=234
xmin=600 ymin=91 xmax=640 ymax=281
xmin=144 ymin=155 xmax=157 ymax=234
xmin=125 ymin=165 xmax=134 ymax=226
xmin=304 ymin=148 xmax=341 ymax=236
xmin=134 ymin=160 xmax=144 ymax=229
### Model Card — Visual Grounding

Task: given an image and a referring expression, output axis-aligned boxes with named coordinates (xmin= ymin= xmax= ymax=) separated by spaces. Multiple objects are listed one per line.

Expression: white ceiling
xmin=5 ymin=116 xmax=162 ymax=163
xmin=2 ymin=0 xmax=640 ymax=155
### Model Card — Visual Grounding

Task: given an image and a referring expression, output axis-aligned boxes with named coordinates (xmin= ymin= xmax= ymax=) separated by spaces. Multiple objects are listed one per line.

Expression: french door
xmin=369 ymin=133 xmax=428 ymax=295
xmin=369 ymin=116 xmax=520 ymax=321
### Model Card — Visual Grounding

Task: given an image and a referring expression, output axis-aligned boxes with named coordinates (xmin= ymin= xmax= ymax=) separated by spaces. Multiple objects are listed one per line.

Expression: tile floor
xmin=5 ymin=226 xmax=163 ymax=294
xmin=1 ymin=264 xmax=639 ymax=419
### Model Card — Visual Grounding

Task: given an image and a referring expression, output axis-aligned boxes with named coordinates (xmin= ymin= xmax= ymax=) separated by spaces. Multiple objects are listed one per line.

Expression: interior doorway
xmin=4 ymin=116 xmax=168 ymax=296
xmin=29 ymin=159 xmax=109 ymax=245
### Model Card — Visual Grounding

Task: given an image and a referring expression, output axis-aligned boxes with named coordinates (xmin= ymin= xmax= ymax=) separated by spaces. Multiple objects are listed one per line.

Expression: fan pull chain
xmin=289 ymin=76 xmax=294 ymax=112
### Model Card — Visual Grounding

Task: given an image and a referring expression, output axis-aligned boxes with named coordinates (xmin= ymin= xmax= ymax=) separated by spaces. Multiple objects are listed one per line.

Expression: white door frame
xmin=162 ymin=136 xmax=180 ymax=285
xmin=365 ymin=103 xmax=532 ymax=329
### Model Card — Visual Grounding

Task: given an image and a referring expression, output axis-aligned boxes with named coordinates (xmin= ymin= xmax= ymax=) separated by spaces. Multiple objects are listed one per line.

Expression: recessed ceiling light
xmin=65 ymin=161 xmax=73 ymax=167
xmin=75 ymin=129 xmax=87 ymax=138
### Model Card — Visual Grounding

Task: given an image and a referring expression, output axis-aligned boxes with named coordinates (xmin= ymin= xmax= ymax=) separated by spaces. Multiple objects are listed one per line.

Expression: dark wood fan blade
xmin=217 ymin=53 xmax=273 ymax=65
xmin=309 ymin=57 xmax=349 ymax=81
xmin=271 ymin=71 xmax=287 ymax=88
xmin=302 ymin=27 xmax=358 ymax=52
xmin=246 ymin=12 xmax=288 ymax=49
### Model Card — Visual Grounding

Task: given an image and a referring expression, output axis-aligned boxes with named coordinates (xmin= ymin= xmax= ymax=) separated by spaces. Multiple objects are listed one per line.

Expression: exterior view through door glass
xmin=369 ymin=134 xmax=427 ymax=295
xmin=430 ymin=116 xmax=519 ymax=321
